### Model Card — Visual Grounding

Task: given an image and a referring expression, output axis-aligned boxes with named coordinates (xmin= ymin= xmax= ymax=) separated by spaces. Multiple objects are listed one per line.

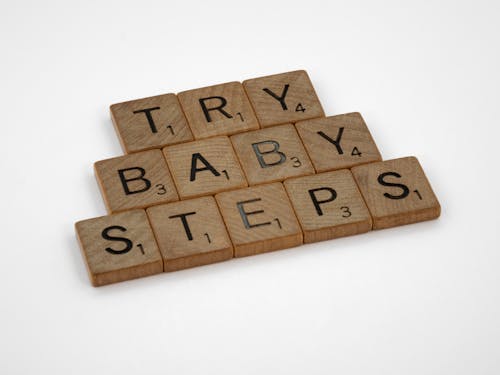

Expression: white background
xmin=1 ymin=1 xmax=499 ymax=374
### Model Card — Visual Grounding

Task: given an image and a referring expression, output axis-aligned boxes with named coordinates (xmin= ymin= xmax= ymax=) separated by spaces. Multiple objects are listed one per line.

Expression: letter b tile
xmin=215 ymin=183 xmax=303 ymax=257
xmin=351 ymin=157 xmax=441 ymax=229
xmin=94 ymin=149 xmax=179 ymax=213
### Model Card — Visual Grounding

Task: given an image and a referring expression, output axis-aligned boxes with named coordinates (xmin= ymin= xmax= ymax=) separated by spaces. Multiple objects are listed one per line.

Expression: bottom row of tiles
xmin=75 ymin=156 xmax=441 ymax=286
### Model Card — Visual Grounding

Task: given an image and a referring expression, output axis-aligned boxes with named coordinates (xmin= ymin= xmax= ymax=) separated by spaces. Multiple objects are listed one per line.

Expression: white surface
xmin=1 ymin=1 xmax=499 ymax=374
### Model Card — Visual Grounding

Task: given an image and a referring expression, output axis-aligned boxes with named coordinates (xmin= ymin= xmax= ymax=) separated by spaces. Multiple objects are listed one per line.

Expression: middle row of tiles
xmin=95 ymin=115 xmax=382 ymax=213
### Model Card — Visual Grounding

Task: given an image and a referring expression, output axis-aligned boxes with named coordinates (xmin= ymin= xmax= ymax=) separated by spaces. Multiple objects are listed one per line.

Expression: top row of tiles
xmin=111 ymin=70 xmax=325 ymax=153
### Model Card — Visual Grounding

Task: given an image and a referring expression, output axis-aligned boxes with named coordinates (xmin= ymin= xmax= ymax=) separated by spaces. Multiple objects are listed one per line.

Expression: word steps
xmin=75 ymin=70 xmax=441 ymax=286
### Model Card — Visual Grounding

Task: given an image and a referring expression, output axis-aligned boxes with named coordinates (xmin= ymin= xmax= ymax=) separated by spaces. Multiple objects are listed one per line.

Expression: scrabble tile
xmin=178 ymin=81 xmax=259 ymax=139
xmin=295 ymin=112 xmax=382 ymax=172
xmin=146 ymin=196 xmax=233 ymax=272
xmin=351 ymin=157 xmax=441 ymax=229
xmin=215 ymin=183 xmax=302 ymax=257
xmin=75 ymin=210 xmax=163 ymax=286
xmin=243 ymin=70 xmax=324 ymax=127
xmin=230 ymin=124 xmax=315 ymax=185
xmin=95 ymin=149 xmax=178 ymax=213
xmin=110 ymin=93 xmax=193 ymax=153
xmin=163 ymin=136 xmax=247 ymax=199
xmin=284 ymin=170 xmax=372 ymax=243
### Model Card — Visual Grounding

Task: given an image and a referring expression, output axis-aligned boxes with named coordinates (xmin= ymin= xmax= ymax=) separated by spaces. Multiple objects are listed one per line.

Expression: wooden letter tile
xmin=178 ymin=81 xmax=259 ymax=139
xmin=147 ymin=196 xmax=233 ymax=272
xmin=295 ymin=112 xmax=382 ymax=172
xmin=351 ymin=156 xmax=441 ymax=229
xmin=163 ymin=136 xmax=247 ymax=199
xmin=215 ymin=183 xmax=302 ymax=257
xmin=75 ymin=210 xmax=163 ymax=286
xmin=110 ymin=93 xmax=193 ymax=153
xmin=94 ymin=149 xmax=178 ymax=213
xmin=243 ymin=70 xmax=324 ymax=127
xmin=284 ymin=170 xmax=372 ymax=243
xmin=230 ymin=124 xmax=315 ymax=185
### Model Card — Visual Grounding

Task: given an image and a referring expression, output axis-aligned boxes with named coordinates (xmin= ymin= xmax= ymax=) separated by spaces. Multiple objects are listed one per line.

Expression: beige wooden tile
xmin=351 ymin=156 xmax=441 ymax=229
xmin=215 ymin=183 xmax=302 ymax=257
xmin=95 ymin=149 xmax=178 ymax=213
xmin=75 ymin=210 xmax=163 ymax=286
xmin=163 ymin=136 xmax=247 ymax=199
xmin=147 ymin=196 xmax=233 ymax=272
xmin=110 ymin=93 xmax=193 ymax=153
xmin=284 ymin=170 xmax=372 ymax=243
xmin=243 ymin=70 xmax=324 ymax=127
xmin=178 ymin=81 xmax=259 ymax=139
xmin=295 ymin=112 xmax=382 ymax=172
xmin=230 ymin=124 xmax=314 ymax=185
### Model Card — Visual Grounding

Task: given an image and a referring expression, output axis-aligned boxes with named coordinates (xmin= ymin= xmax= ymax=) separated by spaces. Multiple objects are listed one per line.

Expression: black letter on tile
xmin=190 ymin=153 xmax=221 ymax=181
xmin=101 ymin=226 xmax=133 ymax=254
xmin=317 ymin=127 xmax=344 ymax=155
xmin=237 ymin=198 xmax=271 ymax=229
xmin=377 ymin=172 xmax=410 ymax=199
xmin=132 ymin=107 xmax=161 ymax=133
xmin=252 ymin=140 xmax=286 ymax=168
xmin=118 ymin=167 xmax=152 ymax=195
xmin=263 ymin=84 xmax=289 ymax=110
xmin=169 ymin=212 xmax=197 ymax=241
xmin=308 ymin=187 xmax=337 ymax=216
xmin=199 ymin=96 xmax=232 ymax=122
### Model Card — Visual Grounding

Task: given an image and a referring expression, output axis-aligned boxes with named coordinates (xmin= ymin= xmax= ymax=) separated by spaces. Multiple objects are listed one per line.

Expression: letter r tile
xmin=215 ymin=183 xmax=303 ymax=257
xmin=351 ymin=157 xmax=441 ymax=229
xmin=243 ymin=70 xmax=325 ymax=127
xmin=94 ymin=149 xmax=179 ymax=213
xmin=75 ymin=210 xmax=163 ymax=286
xmin=146 ymin=196 xmax=233 ymax=272
xmin=178 ymin=81 xmax=260 ymax=139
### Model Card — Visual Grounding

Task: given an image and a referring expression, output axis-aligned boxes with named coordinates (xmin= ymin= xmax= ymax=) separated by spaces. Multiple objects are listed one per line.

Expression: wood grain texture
xmin=215 ymin=183 xmax=302 ymax=257
xmin=178 ymin=81 xmax=259 ymax=139
xmin=75 ymin=210 xmax=163 ymax=286
xmin=110 ymin=93 xmax=193 ymax=153
xmin=295 ymin=112 xmax=382 ymax=172
xmin=243 ymin=70 xmax=324 ymax=127
xmin=163 ymin=136 xmax=247 ymax=199
xmin=94 ymin=149 xmax=178 ymax=213
xmin=351 ymin=156 xmax=441 ymax=229
xmin=230 ymin=124 xmax=314 ymax=185
xmin=284 ymin=170 xmax=372 ymax=243
xmin=146 ymin=196 xmax=233 ymax=272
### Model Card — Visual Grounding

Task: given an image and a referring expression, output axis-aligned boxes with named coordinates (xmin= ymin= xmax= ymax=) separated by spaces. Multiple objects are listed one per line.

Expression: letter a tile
xmin=295 ymin=112 xmax=382 ymax=172
xmin=351 ymin=157 xmax=441 ymax=229
xmin=284 ymin=170 xmax=372 ymax=243
xmin=178 ymin=82 xmax=259 ymax=139
xmin=163 ymin=136 xmax=247 ymax=199
xmin=215 ymin=183 xmax=303 ymax=257
xmin=94 ymin=149 xmax=179 ymax=213
xmin=243 ymin=70 xmax=324 ymax=127
xmin=230 ymin=124 xmax=314 ymax=185
xmin=110 ymin=93 xmax=193 ymax=154
xmin=75 ymin=210 xmax=163 ymax=286
xmin=147 ymin=196 xmax=233 ymax=272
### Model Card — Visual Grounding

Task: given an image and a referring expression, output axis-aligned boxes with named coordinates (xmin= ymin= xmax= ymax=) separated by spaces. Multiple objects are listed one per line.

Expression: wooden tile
xmin=351 ymin=157 xmax=441 ymax=229
xmin=295 ymin=112 xmax=382 ymax=172
xmin=75 ymin=210 xmax=163 ymax=286
xmin=95 ymin=149 xmax=178 ymax=213
xmin=110 ymin=93 xmax=193 ymax=153
xmin=163 ymin=136 xmax=247 ymax=199
xmin=243 ymin=70 xmax=324 ymax=127
xmin=178 ymin=81 xmax=259 ymax=139
xmin=284 ymin=170 xmax=372 ymax=243
xmin=147 ymin=196 xmax=233 ymax=272
xmin=230 ymin=124 xmax=315 ymax=185
xmin=215 ymin=183 xmax=302 ymax=257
